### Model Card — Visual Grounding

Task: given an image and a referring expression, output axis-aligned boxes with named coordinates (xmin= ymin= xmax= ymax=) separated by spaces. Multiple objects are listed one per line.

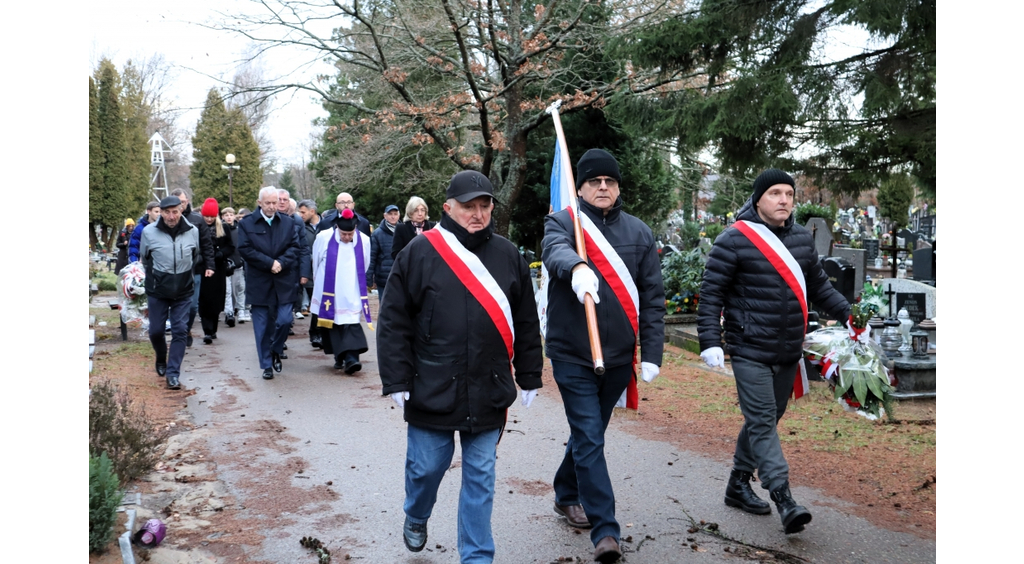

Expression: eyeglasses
xmin=584 ymin=177 xmax=618 ymax=189
xmin=338 ymin=200 xmax=354 ymax=205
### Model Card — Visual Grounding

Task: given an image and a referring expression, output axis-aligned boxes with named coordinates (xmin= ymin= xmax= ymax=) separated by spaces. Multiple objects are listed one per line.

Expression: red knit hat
xmin=201 ymin=198 xmax=220 ymax=218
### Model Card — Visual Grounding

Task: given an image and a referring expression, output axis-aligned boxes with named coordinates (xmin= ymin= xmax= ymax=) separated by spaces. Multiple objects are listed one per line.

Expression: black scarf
xmin=440 ymin=212 xmax=493 ymax=251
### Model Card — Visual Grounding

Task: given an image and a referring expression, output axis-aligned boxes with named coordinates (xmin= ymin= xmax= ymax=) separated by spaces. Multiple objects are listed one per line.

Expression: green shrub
xmin=794 ymin=203 xmax=835 ymax=226
xmin=89 ymin=379 xmax=169 ymax=485
xmin=661 ymin=247 xmax=706 ymax=313
xmin=89 ymin=452 xmax=122 ymax=553
xmin=703 ymin=223 xmax=724 ymax=242
xmin=96 ymin=279 xmax=117 ymax=292
xmin=677 ymin=220 xmax=702 ymax=250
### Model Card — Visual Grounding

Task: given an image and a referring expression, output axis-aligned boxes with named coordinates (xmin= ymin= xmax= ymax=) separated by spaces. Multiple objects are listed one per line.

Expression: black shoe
xmin=288 ymin=329 xmax=295 ymax=336
xmin=770 ymin=482 xmax=812 ymax=534
xmin=279 ymin=352 xmax=288 ymax=359
xmin=203 ymin=335 xmax=213 ymax=344
xmin=225 ymin=315 xmax=235 ymax=328
xmin=402 ymin=516 xmax=427 ymax=552
xmin=166 ymin=375 xmax=180 ymax=390
xmin=334 ymin=359 xmax=345 ymax=370
xmin=344 ymin=360 xmax=361 ymax=375
xmin=311 ymin=335 xmax=323 ymax=349
xmin=262 ymin=368 xmax=274 ymax=380
xmin=155 ymin=362 xmax=167 ymax=377
xmin=271 ymin=352 xmax=283 ymax=373
xmin=211 ymin=333 xmax=217 ymax=340
xmin=186 ymin=333 xmax=194 ymax=347
xmin=725 ymin=469 xmax=771 ymax=515
xmin=283 ymin=343 xmax=288 ymax=351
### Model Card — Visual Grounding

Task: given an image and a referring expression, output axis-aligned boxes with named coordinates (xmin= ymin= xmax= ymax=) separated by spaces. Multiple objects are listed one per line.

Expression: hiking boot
xmin=403 ymin=516 xmax=427 ymax=552
xmin=724 ymin=469 xmax=771 ymax=515
xmin=770 ymin=482 xmax=812 ymax=534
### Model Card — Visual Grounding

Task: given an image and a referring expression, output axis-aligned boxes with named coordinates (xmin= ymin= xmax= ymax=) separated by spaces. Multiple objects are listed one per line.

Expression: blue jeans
xmin=187 ymin=273 xmax=201 ymax=331
xmin=147 ymin=295 xmax=190 ymax=380
xmin=730 ymin=356 xmax=798 ymax=492
xmin=551 ymin=360 xmax=632 ymax=546
xmin=404 ymin=424 xmax=500 ymax=564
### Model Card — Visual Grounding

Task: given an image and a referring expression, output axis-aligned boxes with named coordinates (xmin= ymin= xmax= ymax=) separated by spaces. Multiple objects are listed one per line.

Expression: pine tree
xmin=120 ymin=60 xmax=154 ymax=216
xmin=89 ymin=77 xmax=104 ymax=249
xmin=96 ymin=59 xmax=131 ymax=247
xmin=191 ymin=89 xmax=263 ymax=210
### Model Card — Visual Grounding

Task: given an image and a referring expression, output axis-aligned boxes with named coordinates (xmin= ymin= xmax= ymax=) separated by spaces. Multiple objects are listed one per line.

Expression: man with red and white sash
xmin=698 ymin=168 xmax=851 ymax=535
xmin=542 ymin=148 xmax=666 ymax=564
xmin=377 ymin=170 xmax=543 ymax=564
xmin=310 ymin=208 xmax=371 ymax=374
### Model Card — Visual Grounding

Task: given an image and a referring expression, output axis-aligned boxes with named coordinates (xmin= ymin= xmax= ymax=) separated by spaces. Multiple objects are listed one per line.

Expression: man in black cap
xmin=138 ymin=196 xmax=204 ymax=389
xmin=367 ymin=204 xmax=400 ymax=294
xmin=377 ymin=170 xmax=543 ymax=564
xmin=310 ymin=208 xmax=371 ymax=373
xmin=697 ymin=168 xmax=851 ymax=535
xmin=541 ymin=148 xmax=665 ymax=563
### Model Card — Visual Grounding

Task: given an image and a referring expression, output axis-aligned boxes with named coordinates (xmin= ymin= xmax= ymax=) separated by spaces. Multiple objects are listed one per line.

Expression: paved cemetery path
xmin=157 ymin=314 xmax=935 ymax=564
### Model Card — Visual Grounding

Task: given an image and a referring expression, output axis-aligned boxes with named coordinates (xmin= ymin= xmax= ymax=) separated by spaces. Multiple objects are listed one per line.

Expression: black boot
xmin=770 ymin=482 xmax=812 ymax=534
xmin=724 ymin=469 xmax=771 ymax=515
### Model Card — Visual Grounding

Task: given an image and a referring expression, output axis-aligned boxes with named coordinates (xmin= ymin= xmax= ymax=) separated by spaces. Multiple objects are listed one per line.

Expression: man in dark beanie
xmin=697 ymin=168 xmax=851 ymax=535
xmin=541 ymin=148 xmax=665 ymax=563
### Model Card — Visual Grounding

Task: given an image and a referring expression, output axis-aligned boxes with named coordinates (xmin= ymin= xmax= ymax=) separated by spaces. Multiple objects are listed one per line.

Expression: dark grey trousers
xmin=730 ymin=355 xmax=798 ymax=492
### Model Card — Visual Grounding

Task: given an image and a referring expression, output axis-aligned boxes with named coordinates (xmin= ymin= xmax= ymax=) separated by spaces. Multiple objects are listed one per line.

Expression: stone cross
xmin=885 ymin=283 xmax=897 ymax=318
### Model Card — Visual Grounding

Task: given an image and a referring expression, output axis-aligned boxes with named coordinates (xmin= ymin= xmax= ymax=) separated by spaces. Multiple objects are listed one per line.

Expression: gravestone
xmin=913 ymin=244 xmax=935 ymax=284
xmin=805 ymin=218 xmax=833 ymax=257
xmin=822 ymin=257 xmax=856 ymax=305
xmin=832 ymin=247 xmax=866 ymax=297
xmin=863 ymin=238 xmax=880 ymax=261
xmin=881 ymin=278 xmax=936 ymax=323
xmin=896 ymin=228 xmax=918 ymax=249
xmin=917 ymin=215 xmax=936 ymax=238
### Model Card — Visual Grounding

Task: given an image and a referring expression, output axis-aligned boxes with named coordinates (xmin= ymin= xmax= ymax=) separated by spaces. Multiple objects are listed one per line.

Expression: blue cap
xmin=384 ymin=204 xmax=399 ymax=213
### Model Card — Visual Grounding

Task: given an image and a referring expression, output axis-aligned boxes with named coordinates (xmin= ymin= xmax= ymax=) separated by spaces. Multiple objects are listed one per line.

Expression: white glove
xmin=640 ymin=362 xmax=659 ymax=383
xmin=847 ymin=321 xmax=871 ymax=342
xmin=391 ymin=391 xmax=410 ymax=407
xmin=520 ymin=389 xmax=538 ymax=408
xmin=570 ymin=267 xmax=600 ymax=304
xmin=700 ymin=347 xmax=725 ymax=368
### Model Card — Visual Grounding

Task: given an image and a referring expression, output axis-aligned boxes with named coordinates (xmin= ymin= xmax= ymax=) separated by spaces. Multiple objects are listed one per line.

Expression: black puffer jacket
xmin=697 ymin=198 xmax=851 ymax=365
xmin=542 ymin=197 xmax=666 ymax=368
xmin=377 ymin=213 xmax=543 ymax=433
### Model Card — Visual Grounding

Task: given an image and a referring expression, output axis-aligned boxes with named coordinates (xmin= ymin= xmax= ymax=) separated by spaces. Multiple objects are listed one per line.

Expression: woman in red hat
xmin=198 ymin=198 xmax=235 ymax=344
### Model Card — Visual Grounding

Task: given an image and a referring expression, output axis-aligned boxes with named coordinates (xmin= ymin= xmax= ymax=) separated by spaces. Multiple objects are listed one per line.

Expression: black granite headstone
xmin=863 ymin=239 xmax=880 ymax=261
xmin=822 ymin=257 xmax=855 ymax=304
xmin=896 ymin=293 xmax=927 ymax=324
xmin=913 ymin=246 xmax=934 ymax=283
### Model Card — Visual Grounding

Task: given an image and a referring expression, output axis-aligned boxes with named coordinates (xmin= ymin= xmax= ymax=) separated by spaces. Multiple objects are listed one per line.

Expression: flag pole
xmin=546 ymin=101 xmax=605 ymax=375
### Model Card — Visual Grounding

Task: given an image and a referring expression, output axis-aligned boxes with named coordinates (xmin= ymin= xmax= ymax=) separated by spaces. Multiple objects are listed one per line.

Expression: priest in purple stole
xmin=311 ymin=209 xmax=372 ymax=374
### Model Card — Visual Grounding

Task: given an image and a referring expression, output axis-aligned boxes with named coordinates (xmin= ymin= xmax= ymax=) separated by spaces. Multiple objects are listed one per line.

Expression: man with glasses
xmin=319 ymin=192 xmax=371 ymax=237
xmin=540 ymin=148 xmax=665 ymax=564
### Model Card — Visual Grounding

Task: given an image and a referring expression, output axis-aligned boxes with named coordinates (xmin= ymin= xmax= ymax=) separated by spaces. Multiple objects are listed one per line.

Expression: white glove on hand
xmin=700 ymin=347 xmax=725 ymax=368
xmin=391 ymin=391 xmax=410 ymax=408
xmin=570 ymin=267 xmax=600 ymax=304
xmin=521 ymin=389 xmax=538 ymax=408
xmin=640 ymin=362 xmax=659 ymax=383
xmin=847 ymin=320 xmax=871 ymax=342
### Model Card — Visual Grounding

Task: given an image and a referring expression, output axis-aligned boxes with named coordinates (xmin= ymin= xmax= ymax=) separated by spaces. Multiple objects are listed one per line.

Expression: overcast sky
xmin=89 ymin=0 xmax=336 ymax=171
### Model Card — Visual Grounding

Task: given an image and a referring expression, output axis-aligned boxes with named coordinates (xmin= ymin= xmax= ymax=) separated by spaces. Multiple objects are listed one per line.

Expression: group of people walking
xmin=128 ymin=149 xmax=852 ymax=563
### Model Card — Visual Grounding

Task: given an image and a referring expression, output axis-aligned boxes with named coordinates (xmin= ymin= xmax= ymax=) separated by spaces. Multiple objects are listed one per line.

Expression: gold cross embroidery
xmin=324 ymin=299 xmax=332 ymax=311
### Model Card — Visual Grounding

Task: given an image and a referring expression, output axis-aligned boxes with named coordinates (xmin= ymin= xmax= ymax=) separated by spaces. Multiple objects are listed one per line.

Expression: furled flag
xmin=537 ymin=138 xmax=576 ymax=338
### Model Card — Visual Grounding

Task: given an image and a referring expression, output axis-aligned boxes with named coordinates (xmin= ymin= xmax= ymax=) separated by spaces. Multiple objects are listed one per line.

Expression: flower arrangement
xmin=117 ymin=262 xmax=149 ymax=328
xmin=803 ymin=295 xmax=895 ymax=421
xmin=661 ymin=247 xmax=705 ymax=314
xmin=665 ymin=291 xmax=698 ymax=314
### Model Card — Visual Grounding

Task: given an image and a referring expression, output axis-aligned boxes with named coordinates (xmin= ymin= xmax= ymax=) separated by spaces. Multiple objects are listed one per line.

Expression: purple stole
xmin=317 ymin=230 xmax=373 ymax=329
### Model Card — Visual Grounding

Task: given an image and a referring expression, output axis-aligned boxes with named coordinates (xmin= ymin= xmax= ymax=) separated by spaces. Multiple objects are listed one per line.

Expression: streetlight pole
xmin=221 ymin=153 xmax=240 ymax=207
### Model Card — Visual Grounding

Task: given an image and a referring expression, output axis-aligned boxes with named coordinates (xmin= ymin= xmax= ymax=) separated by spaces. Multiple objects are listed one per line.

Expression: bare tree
xmin=210 ymin=0 xmax=688 ymax=234
xmin=229 ymin=51 xmax=278 ymax=169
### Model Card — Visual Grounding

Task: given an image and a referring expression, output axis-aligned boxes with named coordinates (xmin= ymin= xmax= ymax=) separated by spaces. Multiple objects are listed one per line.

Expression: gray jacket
xmin=139 ymin=217 xmax=201 ymax=301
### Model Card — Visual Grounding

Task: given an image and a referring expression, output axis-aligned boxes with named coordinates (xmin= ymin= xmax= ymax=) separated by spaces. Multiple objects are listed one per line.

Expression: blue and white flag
xmin=539 ymin=138 xmax=576 ymax=338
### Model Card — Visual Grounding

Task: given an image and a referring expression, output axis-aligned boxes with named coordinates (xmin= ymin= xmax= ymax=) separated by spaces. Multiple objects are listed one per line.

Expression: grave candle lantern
xmin=911 ymin=330 xmax=929 ymax=358
xmin=880 ymin=318 xmax=903 ymax=359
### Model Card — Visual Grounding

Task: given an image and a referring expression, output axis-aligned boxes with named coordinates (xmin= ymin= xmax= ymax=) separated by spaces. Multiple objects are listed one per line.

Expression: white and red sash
xmin=570 ymin=209 xmax=641 ymax=410
xmin=732 ymin=220 xmax=810 ymax=399
xmin=422 ymin=227 xmax=515 ymax=364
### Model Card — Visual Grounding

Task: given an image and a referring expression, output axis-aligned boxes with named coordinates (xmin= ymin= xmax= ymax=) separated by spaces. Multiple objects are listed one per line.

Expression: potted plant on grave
xmin=661 ymin=247 xmax=706 ymax=319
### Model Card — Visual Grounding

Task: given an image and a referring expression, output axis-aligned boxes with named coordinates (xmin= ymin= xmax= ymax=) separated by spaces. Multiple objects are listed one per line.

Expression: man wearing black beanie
xmin=697 ymin=168 xmax=851 ymax=535
xmin=542 ymin=148 xmax=666 ymax=563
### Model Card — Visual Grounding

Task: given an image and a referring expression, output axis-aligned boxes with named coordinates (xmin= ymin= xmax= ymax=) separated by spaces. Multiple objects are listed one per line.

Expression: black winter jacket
xmin=391 ymin=220 xmax=437 ymax=260
xmin=697 ymin=199 xmax=851 ymax=365
xmin=368 ymin=219 xmax=396 ymax=287
xmin=183 ymin=205 xmax=216 ymax=275
xmin=377 ymin=213 xmax=543 ymax=433
xmin=541 ymin=197 xmax=666 ymax=368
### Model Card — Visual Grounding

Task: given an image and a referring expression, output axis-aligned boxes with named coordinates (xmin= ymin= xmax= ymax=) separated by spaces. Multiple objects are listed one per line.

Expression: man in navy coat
xmin=237 ymin=186 xmax=304 ymax=379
